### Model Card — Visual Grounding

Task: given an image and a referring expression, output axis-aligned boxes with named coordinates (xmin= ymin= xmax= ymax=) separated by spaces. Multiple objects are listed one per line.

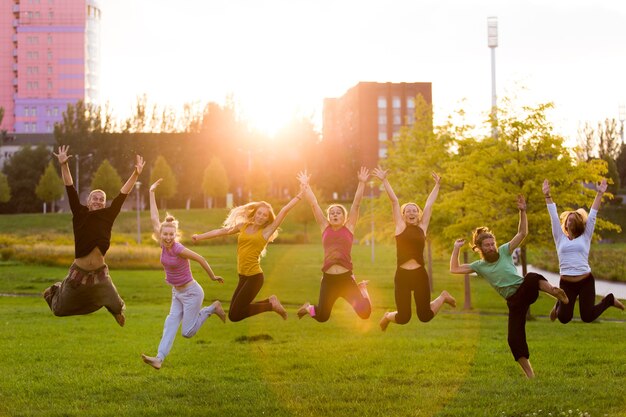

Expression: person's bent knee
xmin=357 ymin=307 xmax=371 ymax=320
xmin=395 ymin=313 xmax=410 ymax=325
xmin=580 ymin=314 xmax=596 ymax=323
xmin=416 ymin=309 xmax=434 ymax=323
xmin=228 ymin=311 xmax=245 ymax=322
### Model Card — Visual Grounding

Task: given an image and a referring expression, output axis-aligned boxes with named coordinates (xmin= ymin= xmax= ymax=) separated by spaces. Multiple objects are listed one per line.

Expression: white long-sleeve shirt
xmin=547 ymin=203 xmax=597 ymax=276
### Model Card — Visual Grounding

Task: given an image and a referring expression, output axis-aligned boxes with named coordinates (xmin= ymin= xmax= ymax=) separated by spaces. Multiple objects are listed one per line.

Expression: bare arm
xmin=449 ymin=239 xmax=474 ymax=274
xmin=346 ymin=167 xmax=369 ymax=232
xmin=53 ymin=145 xmax=73 ymax=186
xmin=120 ymin=155 xmax=145 ymax=195
xmin=192 ymin=225 xmax=240 ymax=242
xmin=419 ymin=172 xmax=441 ymax=234
xmin=297 ymin=170 xmax=329 ymax=232
xmin=372 ymin=166 xmax=403 ymax=232
xmin=542 ymin=179 xmax=554 ymax=205
xmin=591 ymin=178 xmax=607 ymax=211
xmin=508 ymin=195 xmax=528 ymax=252
xmin=178 ymin=248 xmax=224 ymax=283
xmin=262 ymin=187 xmax=304 ymax=241
xmin=149 ymin=179 xmax=162 ymax=238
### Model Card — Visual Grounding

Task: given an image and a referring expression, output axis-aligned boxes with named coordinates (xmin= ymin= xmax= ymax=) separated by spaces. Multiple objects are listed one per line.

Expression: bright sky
xmin=99 ymin=0 xmax=626 ymax=141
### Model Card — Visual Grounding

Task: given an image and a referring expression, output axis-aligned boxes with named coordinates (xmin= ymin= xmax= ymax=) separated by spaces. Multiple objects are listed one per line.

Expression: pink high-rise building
xmin=0 ymin=0 xmax=100 ymax=134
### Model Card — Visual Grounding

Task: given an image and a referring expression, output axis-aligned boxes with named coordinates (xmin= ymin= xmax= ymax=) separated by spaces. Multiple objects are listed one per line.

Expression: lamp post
xmin=619 ymin=103 xmax=625 ymax=145
xmin=75 ymin=153 xmax=93 ymax=196
xmin=487 ymin=16 xmax=498 ymax=138
xmin=135 ymin=181 xmax=141 ymax=244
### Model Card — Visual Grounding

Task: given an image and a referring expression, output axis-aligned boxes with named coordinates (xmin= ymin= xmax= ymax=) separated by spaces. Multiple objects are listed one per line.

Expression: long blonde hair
xmin=223 ymin=201 xmax=279 ymax=242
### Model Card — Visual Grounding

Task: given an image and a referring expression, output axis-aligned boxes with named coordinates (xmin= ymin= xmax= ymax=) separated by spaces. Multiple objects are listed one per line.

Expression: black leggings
xmin=311 ymin=271 xmax=371 ymax=322
xmin=394 ymin=266 xmax=434 ymax=324
xmin=506 ymin=272 xmax=546 ymax=361
xmin=228 ymin=273 xmax=273 ymax=322
xmin=555 ymin=273 xmax=615 ymax=323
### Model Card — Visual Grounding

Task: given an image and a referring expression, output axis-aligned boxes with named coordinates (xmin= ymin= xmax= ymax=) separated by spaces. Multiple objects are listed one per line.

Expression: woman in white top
xmin=543 ymin=178 xmax=624 ymax=323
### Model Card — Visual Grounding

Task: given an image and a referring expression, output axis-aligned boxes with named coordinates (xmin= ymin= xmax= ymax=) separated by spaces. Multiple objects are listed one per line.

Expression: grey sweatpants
xmin=44 ymin=263 xmax=125 ymax=317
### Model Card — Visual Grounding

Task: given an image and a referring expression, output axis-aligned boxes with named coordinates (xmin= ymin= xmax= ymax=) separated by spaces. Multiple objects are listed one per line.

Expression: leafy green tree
xmin=90 ymin=159 xmax=123 ymax=198
xmin=35 ymin=161 xmax=64 ymax=212
xmin=202 ymin=157 xmax=229 ymax=208
xmin=0 ymin=144 xmax=49 ymax=213
xmin=0 ymin=172 xmax=10 ymax=203
xmin=150 ymin=155 xmax=177 ymax=207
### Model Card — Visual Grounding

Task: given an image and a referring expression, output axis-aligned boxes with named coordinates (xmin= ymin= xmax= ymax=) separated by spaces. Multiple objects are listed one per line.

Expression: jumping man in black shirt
xmin=43 ymin=145 xmax=145 ymax=326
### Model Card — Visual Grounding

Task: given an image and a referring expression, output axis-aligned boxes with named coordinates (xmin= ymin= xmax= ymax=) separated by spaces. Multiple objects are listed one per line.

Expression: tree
xmin=0 ymin=145 xmax=49 ymax=213
xmin=35 ymin=161 xmax=64 ymax=212
xmin=150 ymin=155 xmax=177 ymax=207
xmin=0 ymin=172 xmax=10 ymax=203
xmin=202 ymin=157 xmax=229 ymax=208
xmin=90 ymin=159 xmax=123 ymax=198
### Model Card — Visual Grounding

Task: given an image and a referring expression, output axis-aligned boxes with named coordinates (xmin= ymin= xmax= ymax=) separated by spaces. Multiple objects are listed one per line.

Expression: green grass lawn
xmin=1 ymin=244 xmax=625 ymax=417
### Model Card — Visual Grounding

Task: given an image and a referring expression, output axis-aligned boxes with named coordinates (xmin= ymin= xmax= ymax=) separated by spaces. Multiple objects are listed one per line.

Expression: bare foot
xmin=552 ymin=287 xmax=569 ymax=305
xmin=114 ymin=312 xmax=125 ymax=327
xmin=297 ymin=302 xmax=311 ymax=319
xmin=549 ymin=303 xmax=558 ymax=322
xmin=379 ymin=313 xmax=391 ymax=332
xmin=141 ymin=354 xmax=162 ymax=370
xmin=212 ymin=300 xmax=226 ymax=323
xmin=614 ymin=298 xmax=625 ymax=311
xmin=269 ymin=295 xmax=287 ymax=320
xmin=442 ymin=290 xmax=457 ymax=308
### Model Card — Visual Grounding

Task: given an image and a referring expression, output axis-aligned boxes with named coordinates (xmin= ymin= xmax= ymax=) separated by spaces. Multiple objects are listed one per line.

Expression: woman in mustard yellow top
xmin=193 ymin=189 xmax=304 ymax=321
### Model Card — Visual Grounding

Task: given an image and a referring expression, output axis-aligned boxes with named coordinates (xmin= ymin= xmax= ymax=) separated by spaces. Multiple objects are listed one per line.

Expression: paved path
xmin=518 ymin=265 xmax=626 ymax=300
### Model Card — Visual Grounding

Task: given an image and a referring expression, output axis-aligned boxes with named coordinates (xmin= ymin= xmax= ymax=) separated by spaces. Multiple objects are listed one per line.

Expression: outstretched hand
xmin=53 ymin=145 xmax=72 ymax=165
xmin=135 ymin=155 xmax=145 ymax=175
xmin=542 ymin=179 xmax=551 ymax=196
xmin=453 ymin=238 xmax=466 ymax=249
xmin=212 ymin=275 xmax=224 ymax=284
xmin=372 ymin=166 xmax=388 ymax=181
xmin=597 ymin=178 xmax=607 ymax=193
xmin=150 ymin=178 xmax=163 ymax=193
xmin=431 ymin=172 xmax=441 ymax=185
xmin=296 ymin=170 xmax=311 ymax=186
xmin=191 ymin=234 xmax=200 ymax=243
xmin=357 ymin=166 xmax=370 ymax=183
xmin=517 ymin=194 xmax=526 ymax=211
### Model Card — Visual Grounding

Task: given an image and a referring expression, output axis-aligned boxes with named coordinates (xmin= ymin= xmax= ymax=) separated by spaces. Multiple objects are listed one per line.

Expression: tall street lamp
xmin=135 ymin=181 xmax=142 ymax=244
xmin=75 ymin=153 xmax=93 ymax=196
xmin=369 ymin=180 xmax=375 ymax=263
xmin=487 ymin=16 xmax=498 ymax=138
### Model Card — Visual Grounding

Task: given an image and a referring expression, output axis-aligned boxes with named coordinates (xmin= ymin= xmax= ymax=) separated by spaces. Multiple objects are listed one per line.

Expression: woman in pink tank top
xmin=141 ymin=179 xmax=226 ymax=370
xmin=296 ymin=167 xmax=372 ymax=322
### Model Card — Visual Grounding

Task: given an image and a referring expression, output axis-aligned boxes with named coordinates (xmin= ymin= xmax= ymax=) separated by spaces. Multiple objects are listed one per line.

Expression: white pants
xmin=156 ymin=280 xmax=215 ymax=361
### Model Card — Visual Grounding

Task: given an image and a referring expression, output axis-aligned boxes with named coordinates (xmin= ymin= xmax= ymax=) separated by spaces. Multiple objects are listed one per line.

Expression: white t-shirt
xmin=547 ymin=203 xmax=596 ymax=276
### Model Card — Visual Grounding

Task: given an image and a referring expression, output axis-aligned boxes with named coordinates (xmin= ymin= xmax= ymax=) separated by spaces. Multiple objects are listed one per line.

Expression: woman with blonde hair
xmin=373 ymin=167 xmax=456 ymax=331
xmin=193 ymin=185 xmax=304 ymax=321
xmin=296 ymin=168 xmax=372 ymax=322
xmin=141 ymin=179 xmax=225 ymax=370
xmin=543 ymin=178 xmax=624 ymax=323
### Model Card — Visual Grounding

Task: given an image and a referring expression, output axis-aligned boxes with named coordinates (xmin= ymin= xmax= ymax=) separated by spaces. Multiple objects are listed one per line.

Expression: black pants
xmin=394 ymin=266 xmax=434 ymax=324
xmin=555 ymin=273 xmax=615 ymax=323
xmin=228 ymin=273 xmax=272 ymax=322
xmin=311 ymin=271 xmax=371 ymax=322
xmin=506 ymin=272 xmax=546 ymax=361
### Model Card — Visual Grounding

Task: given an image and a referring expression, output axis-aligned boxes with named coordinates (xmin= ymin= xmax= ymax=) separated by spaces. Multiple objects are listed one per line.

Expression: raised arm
xmin=345 ymin=167 xmax=369 ymax=231
xmin=372 ymin=166 xmax=403 ymax=231
xmin=262 ymin=186 xmax=304 ymax=241
xmin=449 ymin=239 xmax=474 ymax=274
xmin=178 ymin=248 xmax=224 ymax=283
xmin=419 ymin=172 xmax=441 ymax=234
xmin=297 ymin=170 xmax=329 ymax=232
xmin=508 ymin=195 xmax=528 ymax=252
xmin=543 ymin=179 xmax=562 ymax=242
xmin=591 ymin=178 xmax=607 ymax=211
xmin=53 ymin=145 xmax=73 ymax=186
xmin=120 ymin=155 xmax=145 ymax=195
xmin=542 ymin=179 xmax=554 ymax=205
xmin=149 ymin=179 xmax=163 ymax=238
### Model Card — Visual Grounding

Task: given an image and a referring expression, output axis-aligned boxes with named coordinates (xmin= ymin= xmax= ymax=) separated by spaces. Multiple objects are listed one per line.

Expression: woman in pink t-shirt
xmin=296 ymin=168 xmax=372 ymax=322
xmin=141 ymin=179 xmax=225 ymax=370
